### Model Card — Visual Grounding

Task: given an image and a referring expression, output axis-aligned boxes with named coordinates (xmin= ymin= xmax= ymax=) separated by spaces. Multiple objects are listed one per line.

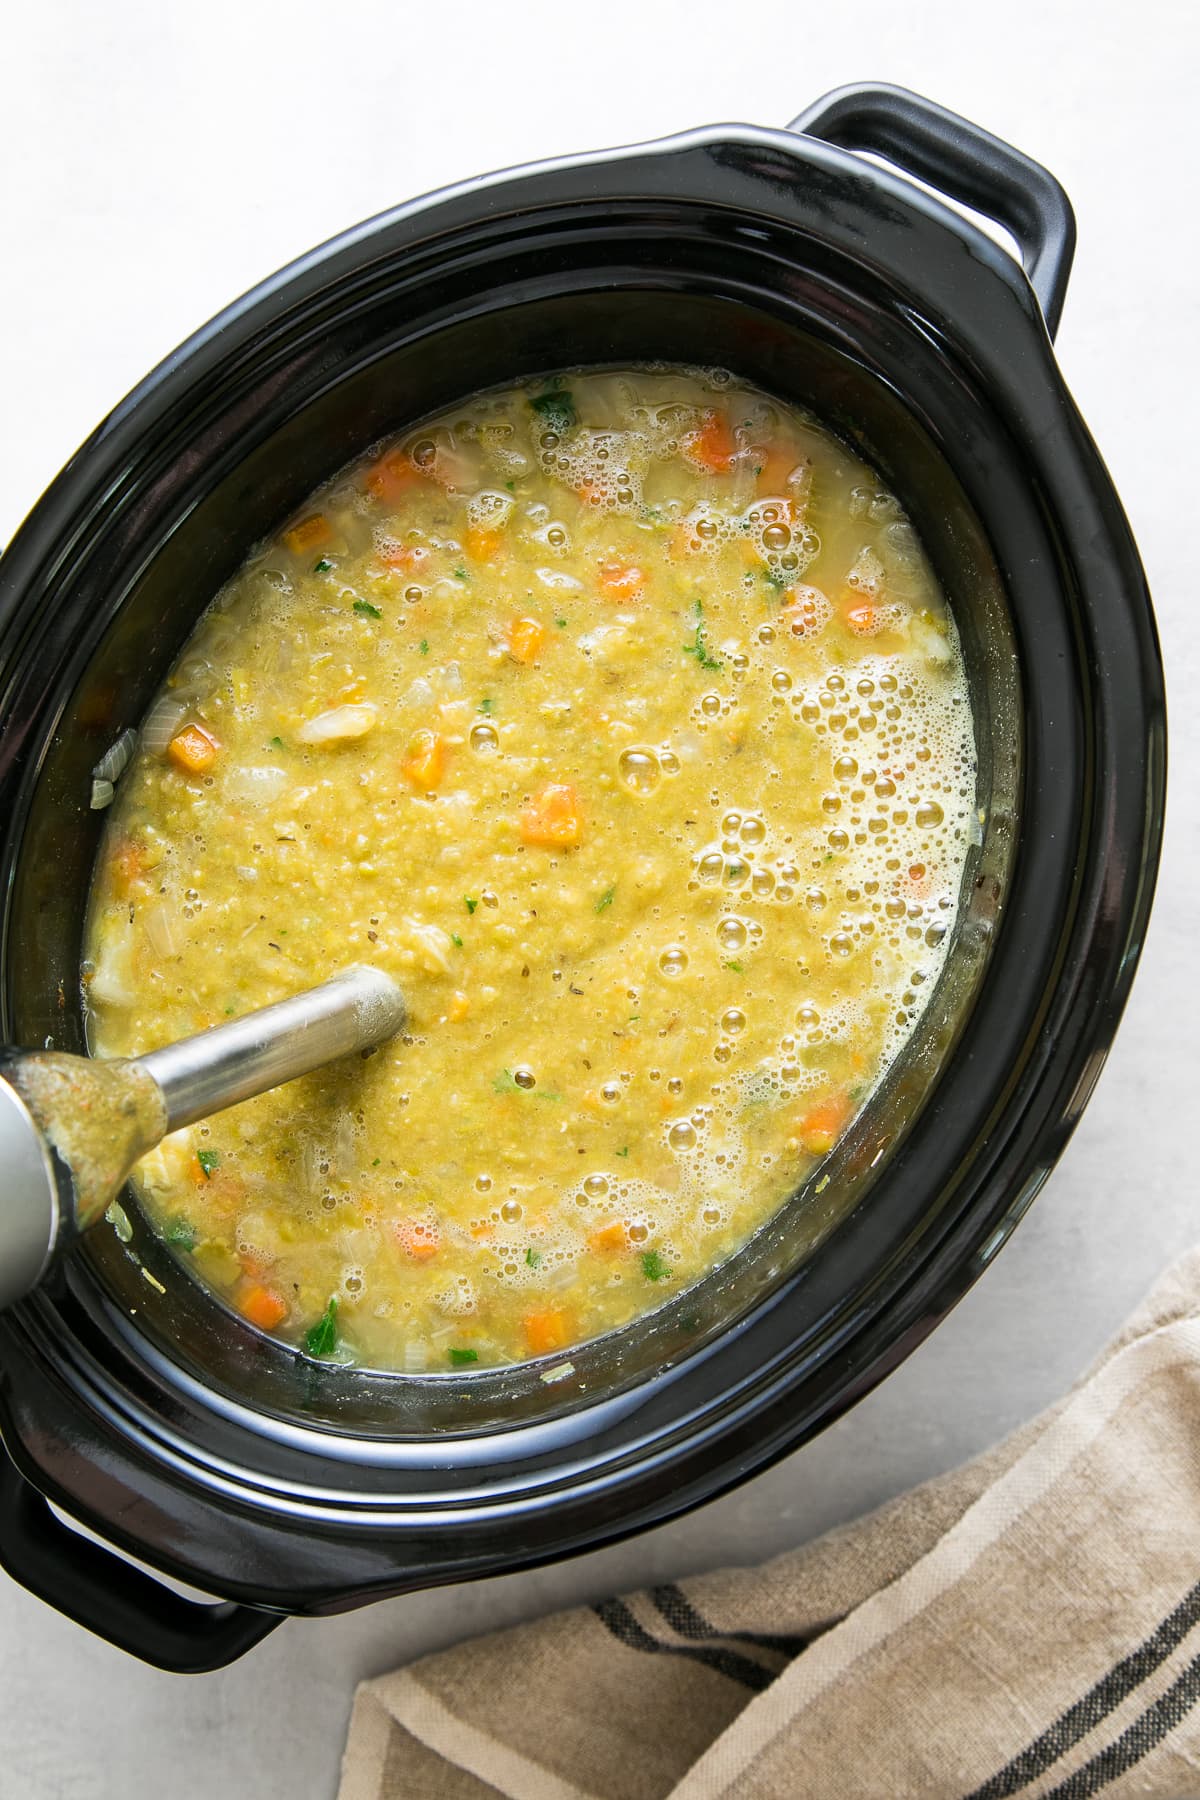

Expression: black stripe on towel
xmin=966 ymin=1578 xmax=1200 ymax=1799
xmin=1042 ymin=1645 xmax=1200 ymax=1799
xmin=592 ymin=1597 xmax=774 ymax=1692
xmin=649 ymin=1583 xmax=816 ymax=1659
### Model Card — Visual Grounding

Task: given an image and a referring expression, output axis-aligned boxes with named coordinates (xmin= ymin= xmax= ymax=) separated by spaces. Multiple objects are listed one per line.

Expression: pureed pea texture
xmin=84 ymin=367 xmax=976 ymax=1372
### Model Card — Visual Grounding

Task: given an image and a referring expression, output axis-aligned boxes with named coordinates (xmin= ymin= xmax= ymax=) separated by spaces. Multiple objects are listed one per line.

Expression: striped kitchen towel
xmin=339 ymin=1249 xmax=1200 ymax=1799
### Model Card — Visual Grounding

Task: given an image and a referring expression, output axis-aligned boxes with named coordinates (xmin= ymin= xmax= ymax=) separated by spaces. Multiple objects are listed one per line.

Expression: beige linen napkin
xmin=340 ymin=1250 xmax=1200 ymax=1800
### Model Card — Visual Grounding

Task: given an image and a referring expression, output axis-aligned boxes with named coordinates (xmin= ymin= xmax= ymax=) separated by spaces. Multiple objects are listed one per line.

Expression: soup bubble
xmin=619 ymin=748 xmax=661 ymax=796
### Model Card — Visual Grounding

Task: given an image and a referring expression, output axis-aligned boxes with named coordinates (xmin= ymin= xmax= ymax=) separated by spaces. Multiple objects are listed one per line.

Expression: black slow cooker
xmin=0 ymin=84 xmax=1165 ymax=1670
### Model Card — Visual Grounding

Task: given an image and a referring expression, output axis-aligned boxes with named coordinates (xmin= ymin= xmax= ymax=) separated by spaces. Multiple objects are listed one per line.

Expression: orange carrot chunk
xmin=167 ymin=724 xmax=219 ymax=774
xmin=685 ymin=411 xmax=736 ymax=473
xmin=845 ymin=603 xmax=879 ymax=636
xmin=466 ymin=525 xmax=503 ymax=563
xmin=364 ymin=451 xmax=422 ymax=502
xmin=598 ymin=562 xmax=645 ymax=603
xmin=506 ymin=615 xmax=546 ymax=664
xmin=395 ymin=1218 xmax=440 ymax=1261
xmin=283 ymin=514 xmax=331 ymax=555
xmin=588 ymin=1220 xmax=627 ymax=1255
xmin=379 ymin=541 xmax=431 ymax=574
xmin=239 ymin=1284 xmax=289 ymax=1331
xmin=401 ymin=728 xmax=447 ymax=791
xmin=523 ymin=1309 xmax=571 ymax=1356
xmin=755 ymin=444 xmax=800 ymax=495
xmin=519 ymin=782 xmax=583 ymax=848
xmin=795 ymin=1093 xmax=852 ymax=1157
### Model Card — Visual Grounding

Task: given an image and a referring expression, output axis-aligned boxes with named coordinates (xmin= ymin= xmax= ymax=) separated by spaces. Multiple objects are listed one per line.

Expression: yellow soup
xmin=84 ymin=367 xmax=976 ymax=1371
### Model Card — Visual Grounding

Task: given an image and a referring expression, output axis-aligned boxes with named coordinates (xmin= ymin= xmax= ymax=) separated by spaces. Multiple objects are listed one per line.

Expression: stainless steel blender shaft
xmin=0 ymin=964 xmax=405 ymax=1311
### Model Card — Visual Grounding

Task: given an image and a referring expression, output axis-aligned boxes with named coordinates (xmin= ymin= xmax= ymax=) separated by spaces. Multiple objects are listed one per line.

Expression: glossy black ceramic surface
xmin=0 ymin=86 xmax=1164 ymax=1669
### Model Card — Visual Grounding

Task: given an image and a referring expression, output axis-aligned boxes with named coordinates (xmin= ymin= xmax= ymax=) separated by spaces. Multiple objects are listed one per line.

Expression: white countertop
xmin=2 ymin=4 xmax=1196 ymax=1793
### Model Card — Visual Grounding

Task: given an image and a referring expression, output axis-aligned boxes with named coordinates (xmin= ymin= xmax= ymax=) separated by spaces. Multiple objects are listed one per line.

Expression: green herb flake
xmin=493 ymin=1068 xmax=521 ymax=1094
xmin=595 ymin=886 xmax=616 ymax=914
xmin=453 ymin=567 xmax=468 ymax=581
xmin=196 ymin=1149 xmax=220 ymax=1179
xmin=764 ymin=567 xmax=790 ymax=595
xmin=448 ymin=1346 xmax=478 ymax=1366
xmin=464 ymin=896 xmax=479 ymax=914
xmin=504 ymin=479 xmax=516 ymax=492
xmin=313 ymin=557 xmax=333 ymax=573
xmin=450 ymin=932 xmax=463 ymax=948
xmin=627 ymin=1015 xmax=640 ymax=1026
xmin=525 ymin=1247 xmax=542 ymax=1268
xmin=304 ymin=1296 xmax=339 ymax=1358
xmin=371 ymin=1157 xmax=381 ymax=1167
xmin=269 ymin=735 xmax=285 ymax=750
xmin=536 ymin=1090 xmax=564 ymax=1104
xmin=353 ymin=599 xmax=382 ymax=619
xmin=724 ymin=959 xmax=743 ymax=973
xmin=555 ymin=617 xmax=568 ymax=629
xmin=419 ymin=638 xmax=429 ymax=655
xmin=682 ymin=598 xmax=722 ymax=671
xmin=479 ymin=697 xmax=495 ymax=714
xmin=641 ymin=1249 xmax=670 ymax=1282
xmin=616 ymin=1145 xmax=630 ymax=1158
xmin=529 ymin=387 xmax=577 ymax=436
xmin=164 ymin=1218 xmax=198 ymax=1250
xmin=223 ymin=1005 xmax=236 ymax=1017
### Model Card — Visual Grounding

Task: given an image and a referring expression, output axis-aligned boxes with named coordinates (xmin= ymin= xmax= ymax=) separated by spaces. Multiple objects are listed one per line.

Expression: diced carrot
xmin=110 ymin=837 xmax=147 ymax=892
xmin=446 ymin=991 xmax=470 ymax=1023
xmin=756 ymin=444 xmax=799 ymax=495
xmin=519 ymin=782 xmax=583 ymax=849
xmin=573 ymin=478 xmax=605 ymax=506
xmin=794 ymin=1093 xmax=852 ymax=1157
xmin=845 ymin=603 xmax=879 ymax=636
xmin=523 ymin=1308 xmax=571 ymax=1356
xmin=466 ymin=525 xmax=503 ymax=563
xmin=506 ymin=615 xmax=546 ymax=664
xmin=283 ymin=514 xmax=331 ymax=555
xmin=588 ymin=1220 xmax=627 ymax=1254
xmin=598 ymin=562 xmax=645 ymax=603
xmin=684 ymin=411 xmax=736 ymax=473
xmin=365 ymin=452 xmax=422 ymax=502
xmin=469 ymin=1221 xmax=495 ymax=1241
xmin=239 ymin=1284 xmax=289 ymax=1331
xmin=395 ymin=1218 xmax=440 ymax=1260
xmin=167 ymin=724 xmax=219 ymax=775
xmin=379 ymin=541 xmax=431 ymax=573
xmin=401 ymin=728 xmax=447 ymax=791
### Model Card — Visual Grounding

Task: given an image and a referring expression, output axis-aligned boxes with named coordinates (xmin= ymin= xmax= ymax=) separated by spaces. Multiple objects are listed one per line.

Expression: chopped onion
xmin=224 ymin=764 xmax=289 ymax=807
xmin=140 ymin=694 xmax=190 ymax=756
xmin=400 ymin=918 xmax=454 ymax=975
xmin=93 ymin=727 xmax=137 ymax=784
xmin=296 ymin=703 xmax=377 ymax=745
xmin=90 ymin=778 xmax=115 ymax=810
xmin=142 ymin=902 xmax=180 ymax=960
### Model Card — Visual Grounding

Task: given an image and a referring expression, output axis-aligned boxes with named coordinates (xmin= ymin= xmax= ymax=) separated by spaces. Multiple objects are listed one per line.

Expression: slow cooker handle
xmin=0 ymin=1449 xmax=280 ymax=1671
xmin=789 ymin=82 xmax=1076 ymax=339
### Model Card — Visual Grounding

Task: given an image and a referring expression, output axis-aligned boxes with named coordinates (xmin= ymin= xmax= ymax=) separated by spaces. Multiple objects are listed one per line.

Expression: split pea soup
xmin=84 ymin=366 xmax=977 ymax=1373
